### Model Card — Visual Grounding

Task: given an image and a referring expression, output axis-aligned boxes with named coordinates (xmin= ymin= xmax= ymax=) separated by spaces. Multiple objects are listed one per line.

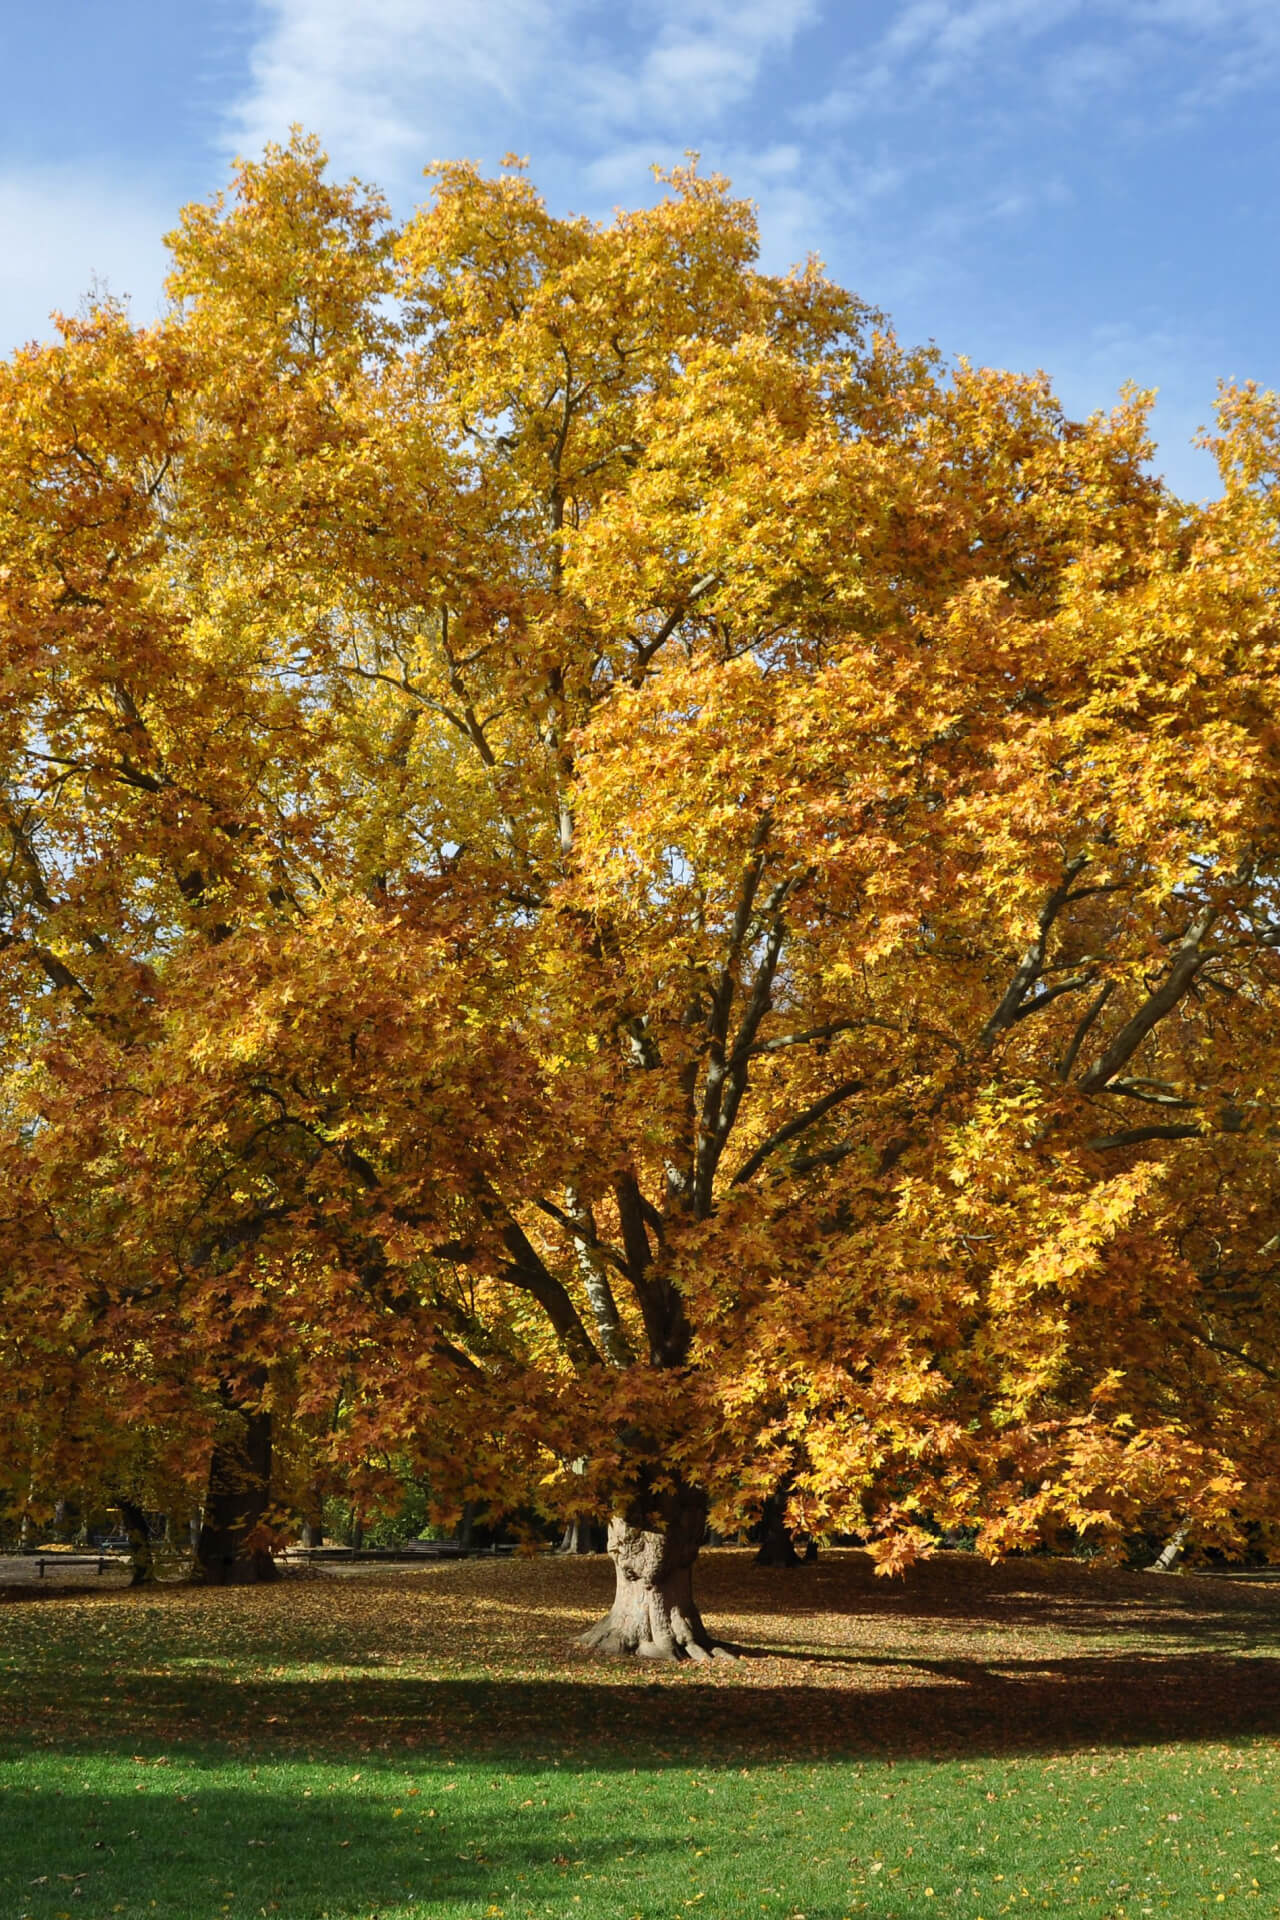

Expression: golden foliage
xmin=2 ymin=136 xmax=1280 ymax=1562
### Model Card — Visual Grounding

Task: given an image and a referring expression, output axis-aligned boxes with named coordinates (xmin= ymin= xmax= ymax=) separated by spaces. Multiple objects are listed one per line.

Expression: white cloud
xmin=226 ymin=0 xmax=560 ymax=177
xmin=806 ymin=0 xmax=1280 ymax=126
xmin=226 ymin=0 xmax=819 ymax=196
xmin=579 ymin=0 xmax=817 ymax=130
xmin=0 ymin=169 xmax=172 ymax=355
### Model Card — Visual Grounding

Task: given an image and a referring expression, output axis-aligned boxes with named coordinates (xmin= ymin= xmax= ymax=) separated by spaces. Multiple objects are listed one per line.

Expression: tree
xmin=2 ymin=136 xmax=1280 ymax=1644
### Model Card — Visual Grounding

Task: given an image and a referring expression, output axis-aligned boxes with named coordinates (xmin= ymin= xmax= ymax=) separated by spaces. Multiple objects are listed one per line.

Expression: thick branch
xmin=537 ymin=1190 xmax=635 ymax=1366
xmin=612 ymin=1171 xmax=689 ymax=1366
xmin=614 ymin=1172 xmax=654 ymax=1285
xmin=695 ymin=873 xmax=797 ymax=1213
xmin=498 ymin=1218 xmax=602 ymax=1369
xmin=1086 ymin=1124 xmax=1203 ymax=1152
xmin=1078 ymin=904 xmax=1217 ymax=1091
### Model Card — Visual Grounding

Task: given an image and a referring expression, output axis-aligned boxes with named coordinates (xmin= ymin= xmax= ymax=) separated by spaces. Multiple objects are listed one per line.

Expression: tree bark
xmin=196 ymin=1407 xmax=277 ymax=1585
xmin=579 ymin=1486 xmax=734 ymax=1661
xmin=300 ymin=1484 xmax=325 ymax=1549
xmin=53 ymin=1498 xmax=82 ymax=1543
xmin=558 ymin=1513 xmax=606 ymax=1553
xmin=117 ymin=1499 xmax=155 ymax=1587
xmin=1147 ymin=1519 xmax=1191 ymax=1573
xmin=755 ymin=1490 xmax=802 ymax=1566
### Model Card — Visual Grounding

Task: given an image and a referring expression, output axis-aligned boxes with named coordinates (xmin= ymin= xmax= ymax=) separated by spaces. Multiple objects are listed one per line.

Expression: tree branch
xmin=1009 ymin=974 xmax=1097 ymax=1023
xmin=730 ymin=1078 xmax=866 ymax=1187
xmin=1058 ymin=980 xmax=1113 ymax=1081
xmin=630 ymin=573 xmax=718 ymax=683
xmin=535 ymin=1192 xmax=635 ymax=1366
xmin=695 ymin=873 xmax=796 ymax=1213
xmin=1086 ymin=1124 xmax=1203 ymax=1152
xmin=980 ymin=854 xmax=1089 ymax=1048
xmin=1078 ymin=903 xmax=1217 ymax=1091
xmin=497 ymin=1218 xmax=602 ymax=1370
xmin=736 ymin=1018 xmax=890 ymax=1060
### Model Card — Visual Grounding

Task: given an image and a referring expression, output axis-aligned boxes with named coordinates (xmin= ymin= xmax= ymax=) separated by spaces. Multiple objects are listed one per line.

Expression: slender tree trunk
xmin=197 ymin=1406 xmax=277 ymax=1585
xmin=579 ymin=1485 xmax=735 ymax=1662
xmin=558 ymin=1514 xmax=606 ymax=1553
xmin=1148 ymin=1519 xmax=1191 ymax=1573
xmin=117 ymin=1499 xmax=155 ymax=1587
xmin=300 ymin=1484 xmax=325 ymax=1549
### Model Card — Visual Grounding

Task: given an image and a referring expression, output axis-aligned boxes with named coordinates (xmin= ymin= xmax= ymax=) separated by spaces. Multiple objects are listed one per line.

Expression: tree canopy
xmin=2 ymin=136 xmax=1280 ymax=1628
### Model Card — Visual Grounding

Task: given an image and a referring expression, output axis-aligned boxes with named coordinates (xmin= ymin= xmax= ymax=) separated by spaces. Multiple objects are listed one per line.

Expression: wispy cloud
xmin=806 ymin=0 xmax=1280 ymax=126
xmin=576 ymin=0 xmax=818 ymax=134
xmin=0 ymin=169 xmax=172 ymax=352
xmin=227 ymin=0 xmax=560 ymax=175
xmin=226 ymin=0 xmax=818 ymax=191
xmin=10 ymin=0 xmax=1258 ymax=499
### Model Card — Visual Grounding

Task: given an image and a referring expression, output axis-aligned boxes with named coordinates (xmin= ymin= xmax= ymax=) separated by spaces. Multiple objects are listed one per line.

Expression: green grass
xmin=2 ymin=1552 xmax=1280 ymax=1918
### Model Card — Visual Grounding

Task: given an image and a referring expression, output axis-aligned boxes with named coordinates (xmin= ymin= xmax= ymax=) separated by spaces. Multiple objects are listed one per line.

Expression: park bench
xmin=28 ymin=1551 xmax=128 ymax=1579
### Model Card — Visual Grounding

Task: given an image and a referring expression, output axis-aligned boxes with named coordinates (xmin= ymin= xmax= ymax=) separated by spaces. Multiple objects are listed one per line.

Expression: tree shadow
xmin=8 ymin=1650 xmax=1280 ymax=1766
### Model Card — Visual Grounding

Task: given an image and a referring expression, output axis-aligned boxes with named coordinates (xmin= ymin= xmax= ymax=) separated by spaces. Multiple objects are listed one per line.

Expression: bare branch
xmin=630 ymin=573 xmax=718 ymax=682
xmin=730 ymin=1077 xmax=866 ymax=1187
xmin=980 ymin=854 xmax=1089 ymax=1048
xmin=1058 ymin=980 xmax=1113 ymax=1082
xmin=1086 ymin=1124 xmax=1203 ymax=1151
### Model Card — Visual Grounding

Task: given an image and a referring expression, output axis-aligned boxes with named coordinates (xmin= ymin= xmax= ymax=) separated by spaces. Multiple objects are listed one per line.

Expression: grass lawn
xmin=2 ymin=1549 xmax=1279 ymax=1919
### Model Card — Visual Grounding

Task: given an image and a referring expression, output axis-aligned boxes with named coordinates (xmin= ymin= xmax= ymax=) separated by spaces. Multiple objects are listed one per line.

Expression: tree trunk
xmin=1148 ymin=1519 xmax=1191 ymax=1573
xmin=118 ymin=1499 xmax=155 ymax=1587
xmin=753 ymin=1474 xmax=818 ymax=1566
xmin=755 ymin=1490 xmax=802 ymax=1566
xmin=300 ymin=1485 xmax=325 ymax=1549
xmin=197 ymin=1407 xmax=277 ymax=1585
xmin=579 ymin=1486 xmax=734 ymax=1662
xmin=558 ymin=1513 xmax=606 ymax=1554
xmin=53 ymin=1498 xmax=82 ymax=1543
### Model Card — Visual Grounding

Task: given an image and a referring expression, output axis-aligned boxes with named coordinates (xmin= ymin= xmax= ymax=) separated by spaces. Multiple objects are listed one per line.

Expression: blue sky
xmin=4 ymin=0 xmax=1277 ymax=496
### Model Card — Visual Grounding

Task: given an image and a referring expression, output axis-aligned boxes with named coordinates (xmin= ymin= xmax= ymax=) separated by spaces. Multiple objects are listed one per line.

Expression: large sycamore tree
xmin=2 ymin=137 xmax=1280 ymax=1649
